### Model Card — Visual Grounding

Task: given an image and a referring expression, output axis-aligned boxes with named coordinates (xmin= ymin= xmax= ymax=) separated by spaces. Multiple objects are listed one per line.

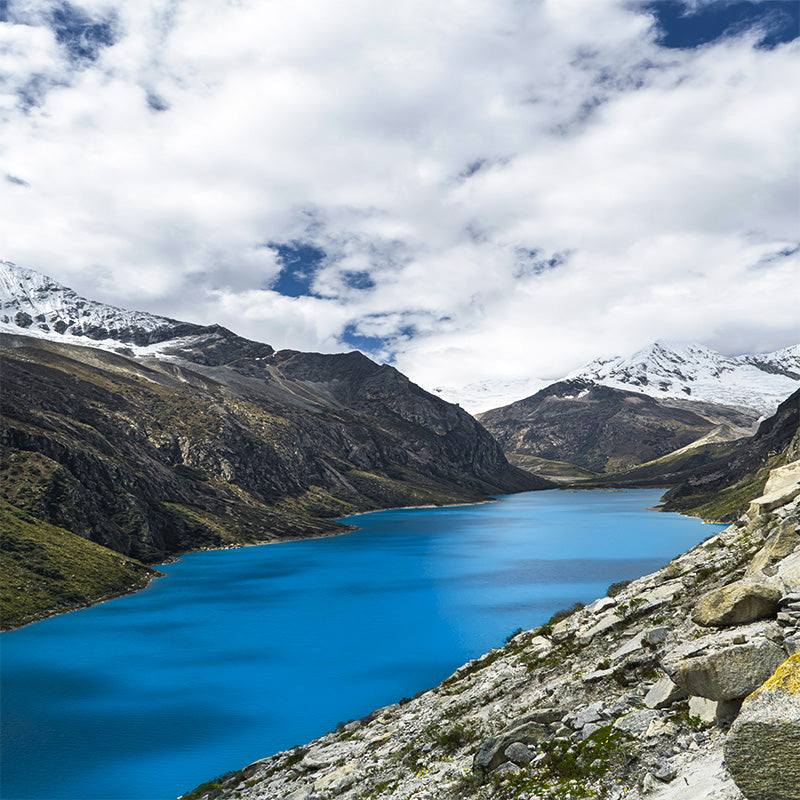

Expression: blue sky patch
xmin=341 ymin=271 xmax=376 ymax=291
xmin=49 ymin=2 xmax=118 ymax=63
xmin=340 ymin=324 xmax=385 ymax=353
xmin=268 ymin=241 xmax=327 ymax=297
xmin=645 ymin=1 xmax=799 ymax=49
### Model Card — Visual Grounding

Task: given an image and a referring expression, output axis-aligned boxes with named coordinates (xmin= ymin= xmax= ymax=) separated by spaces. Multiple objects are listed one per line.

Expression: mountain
xmin=0 ymin=262 xmax=546 ymax=629
xmin=477 ymin=341 xmax=800 ymax=480
xmin=475 ymin=378 xmax=754 ymax=477
xmin=0 ymin=260 xmax=203 ymax=349
xmin=568 ymin=340 xmax=800 ymax=417
xmin=660 ymin=387 xmax=800 ymax=521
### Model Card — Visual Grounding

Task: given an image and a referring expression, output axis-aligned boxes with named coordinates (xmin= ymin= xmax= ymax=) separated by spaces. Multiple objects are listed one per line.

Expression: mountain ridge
xmin=566 ymin=340 xmax=800 ymax=418
xmin=0 ymin=263 xmax=545 ymax=630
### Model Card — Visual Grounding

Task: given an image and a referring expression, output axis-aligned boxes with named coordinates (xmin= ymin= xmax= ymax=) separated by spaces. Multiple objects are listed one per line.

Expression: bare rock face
xmin=663 ymin=636 xmax=786 ymax=701
xmin=725 ymin=654 xmax=800 ymax=800
xmin=692 ymin=580 xmax=782 ymax=627
xmin=644 ymin=675 xmax=687 ymax=709
xmin=746 ymin=515 xmax=800 ymax=579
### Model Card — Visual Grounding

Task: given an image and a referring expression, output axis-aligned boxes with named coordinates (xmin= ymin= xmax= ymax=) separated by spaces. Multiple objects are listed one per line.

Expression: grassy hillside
xmin=0 ymin=502 xmax=160 ymax=631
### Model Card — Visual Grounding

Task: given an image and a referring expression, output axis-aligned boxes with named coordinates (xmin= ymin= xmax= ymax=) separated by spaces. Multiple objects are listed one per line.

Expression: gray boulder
xmin=493 ymin=761 xmax=521 ymax=777
xmin=745 ymin=515 xmax=799 ymax=581
xmin=644 ymin=675 xmax=687 ymax=709
xmin=564 ymin=701 xmax=603 ymax=730
xmin=473 ymin=720 xmax=549 ymax=773
xmin=641 ymin=627 xmax=670 ymax=647
xmin=663 ymin=639 xmax=786 ymax=701
xmin=688 ymin=696 xmax=717 ymax=724
xmin=725 ymin=654 xmax=800 ymax=800
xmin=504 ymin=742 xmax=532 ymax=765
xmin=612 ymin=709 xmax=659 ymax=737
xmin=692 ymin=580 xmax=782 ymax=627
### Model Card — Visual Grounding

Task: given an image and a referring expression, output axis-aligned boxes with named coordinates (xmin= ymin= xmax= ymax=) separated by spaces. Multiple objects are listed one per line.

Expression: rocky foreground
xmin=184 ymin=457 xmax=800 ymax=800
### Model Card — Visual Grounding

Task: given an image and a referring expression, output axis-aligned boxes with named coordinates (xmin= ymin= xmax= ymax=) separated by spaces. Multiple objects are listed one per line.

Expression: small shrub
xmin=505 ymin=626 xmax=524 ymax=643
xmin=607 ymin=580 xmax=632 ymax=597
xmin=434 ymin=723 xmax=477 ymax=751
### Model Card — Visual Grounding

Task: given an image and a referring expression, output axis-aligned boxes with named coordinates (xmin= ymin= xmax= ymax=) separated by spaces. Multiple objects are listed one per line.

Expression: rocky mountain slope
xmin=0 ymin=264 xmax=545 ymax=630
xmin=185 ymin=401 xmax=800 ymax=800
xmin=476 ymin=381 xmax=757 ymax=479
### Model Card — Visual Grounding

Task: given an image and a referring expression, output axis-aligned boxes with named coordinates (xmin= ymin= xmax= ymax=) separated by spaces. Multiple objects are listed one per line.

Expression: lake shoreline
xmin=1 ymin=497 xmax=504 ymax=634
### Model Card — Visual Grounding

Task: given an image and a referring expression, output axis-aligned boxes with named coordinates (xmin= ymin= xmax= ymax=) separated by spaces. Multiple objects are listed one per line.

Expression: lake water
xmin=0 ymin=489 xmax=723 ymax=800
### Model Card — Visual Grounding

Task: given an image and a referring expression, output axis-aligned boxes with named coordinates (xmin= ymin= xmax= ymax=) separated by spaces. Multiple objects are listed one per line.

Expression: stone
xmin=692 ymin=580 xmax=782 ymax=627
xmin=663 ymin=639 xmax=786 ymax=701
xmin=688 ymin=696 xmax=717 ymax=724
xmin=611 ymin=635 xmax=646 ymax=665
xmin=612 ymin=709 xmax=660 ymax=737
xmin=644 ymin=675 xmax=687 ymax=709
xmin=642 ymin=627 xmax=670 ymax=646
xmin=650 ymin=759 xmax=677 ymax=782
xmin=566 ymin=702 xmax=603 ymax=730
xmin=580 ymin=722 xmax=601 ymax=740
xmin=585 ymin=596 xmax=617 ymax=614
xmin=576 ymin=613 xmax=622 ymax=645
xmin=642 ymin=772 xmax=663 ymax=793
xmin=776 ymin=551 xmax=800 ymax=593
xmin=550 ymin=617 xmax=577 ymax=642
xmin=583 ymin=667 xmax=615 ymax=683
xmin=746 ymin=516 xmax=800 ymax=578
xmin=516 ymin=707 xmax=563 ymax=725
xmin=313 ymin=762 xmax=359 ymax=792
xmin=504 ymin=742 xmax=533 ymax=766
xmin=748 ymin=463 xmax=800 ymax=515
xmin=493 ymin=761 xmax=521 ymax=777
xmin=644 ymin=718 xmax=677 ymax=738
xmin=473 ymin=720 xmax=549 ymax=773
xmin=725 ymin=654 xmax=800 ymax=800
xmin=527 ymin=635 xmax=554 ymax=655
xmin=785 ymin=635 xmax=800 ymax=656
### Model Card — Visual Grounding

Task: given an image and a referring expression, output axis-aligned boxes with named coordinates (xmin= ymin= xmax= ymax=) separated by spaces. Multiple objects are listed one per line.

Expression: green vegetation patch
xmin=0 ymin=502 xmax=160 ymax=631
xmin=346 ymin=469 xmax=469 ymax=509
xmin=506 ymin=454 xmax=599 ymax=480
xmin=662 ymin=455 xmax=782 ymax=521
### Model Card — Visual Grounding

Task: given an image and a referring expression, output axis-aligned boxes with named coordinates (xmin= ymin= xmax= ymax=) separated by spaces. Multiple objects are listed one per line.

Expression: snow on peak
xmin=568 ymin=340 xmax=800 ymax=416
xmin=0 ymin=260 xmax=191 ymax=351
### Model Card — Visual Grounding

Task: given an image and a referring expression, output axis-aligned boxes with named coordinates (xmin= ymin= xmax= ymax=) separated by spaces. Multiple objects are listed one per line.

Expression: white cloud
xmin=0 ymin=0 xmax=798 ymax=403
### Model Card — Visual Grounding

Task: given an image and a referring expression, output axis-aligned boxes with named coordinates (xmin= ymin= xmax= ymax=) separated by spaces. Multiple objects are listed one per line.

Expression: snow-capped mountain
xmin=0 ymin=260 xmax=200 ymax=353
xmin=567 ymin=341 xmax=800 ymax=417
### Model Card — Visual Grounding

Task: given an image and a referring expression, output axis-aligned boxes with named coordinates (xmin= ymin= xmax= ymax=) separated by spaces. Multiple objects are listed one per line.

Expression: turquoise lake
xmin=0 ymin=489 xmax=723 ymax=800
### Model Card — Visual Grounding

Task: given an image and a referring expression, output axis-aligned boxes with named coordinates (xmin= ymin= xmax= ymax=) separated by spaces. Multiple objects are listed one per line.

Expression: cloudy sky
xmin=1 ymin=0 xmax=799 ymax=406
